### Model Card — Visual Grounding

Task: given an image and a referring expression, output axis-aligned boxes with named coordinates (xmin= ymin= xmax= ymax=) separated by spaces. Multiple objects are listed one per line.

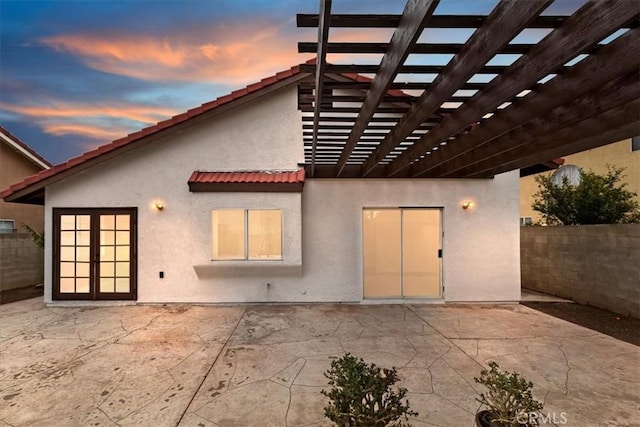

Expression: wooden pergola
xmin=297 ymin=0 xmax=639 ymax=178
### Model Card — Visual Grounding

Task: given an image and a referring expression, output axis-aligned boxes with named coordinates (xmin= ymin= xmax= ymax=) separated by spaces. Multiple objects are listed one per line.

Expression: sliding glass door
xmin=363 ymin=208 xmax=442 ymax=298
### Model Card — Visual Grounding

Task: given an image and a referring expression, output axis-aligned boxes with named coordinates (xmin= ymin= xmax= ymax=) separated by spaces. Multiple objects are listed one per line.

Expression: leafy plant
xmin=474 ymin=361 xmax=543 ymax=427
xmin=22 ymin=223 xmax=44 ymax=249
xmin=322 ymin=353 xmax=417 ymax=427
xmin=532 ymin=165 xmax=640 ymax=225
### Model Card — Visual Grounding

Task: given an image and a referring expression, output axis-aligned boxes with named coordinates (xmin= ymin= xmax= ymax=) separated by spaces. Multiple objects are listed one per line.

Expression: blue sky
xmin=1 ymin=0 xmax=584 ymax=165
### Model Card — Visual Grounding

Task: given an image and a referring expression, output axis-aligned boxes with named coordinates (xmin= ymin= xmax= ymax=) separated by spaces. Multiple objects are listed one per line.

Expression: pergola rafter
xmin=334 ymin=0 xmax=439 ymax=176
xmin=420 ymin=26 xmax=640 ymax=178
xmin=297 ymin=0 xmax=640 ymax=177
xmin=444 ymin=72 xmax=640 ymax=177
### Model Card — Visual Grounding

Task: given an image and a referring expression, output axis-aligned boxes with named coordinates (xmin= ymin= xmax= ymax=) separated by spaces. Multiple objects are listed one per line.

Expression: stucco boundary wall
xmin=0 ymin=233 xmax=44 ymax=292
xmin=521 ymin=224 xmax=640 ymax=318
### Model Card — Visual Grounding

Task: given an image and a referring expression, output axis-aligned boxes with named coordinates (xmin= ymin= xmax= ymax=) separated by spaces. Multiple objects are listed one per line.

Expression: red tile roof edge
xmin=0 ymin=126 xmax=53 ymax=169
xmin=189 ymin=169 xmax=306 ymax=184
xmin=0 ymin=63 xmax=308 ymax=201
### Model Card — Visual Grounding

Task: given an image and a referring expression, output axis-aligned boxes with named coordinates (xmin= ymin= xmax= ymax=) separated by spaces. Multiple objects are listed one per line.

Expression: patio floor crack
xmin=174 ymin=307 xmax=247 ymax=426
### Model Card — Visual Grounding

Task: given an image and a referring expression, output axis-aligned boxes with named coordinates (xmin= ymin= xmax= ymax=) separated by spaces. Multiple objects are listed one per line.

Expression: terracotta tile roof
xmin=188 ymin=169 xmax=305 ymax=193
xmin=0 ymin=63 xmax=310 ymax=204
xmin=0 ymin=126 xmax=52 ymax=169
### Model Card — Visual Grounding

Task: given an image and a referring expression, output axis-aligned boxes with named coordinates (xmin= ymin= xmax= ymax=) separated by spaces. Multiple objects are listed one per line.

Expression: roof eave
xmin=1 ymin=70 xmax=310 ymax=206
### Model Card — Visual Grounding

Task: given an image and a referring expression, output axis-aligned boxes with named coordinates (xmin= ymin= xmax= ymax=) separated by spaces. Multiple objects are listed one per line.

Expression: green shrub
xmin=474 ymin=361 xmax=543 ymax=426
xmin=321 ymin=353 xmax=417 ymax=427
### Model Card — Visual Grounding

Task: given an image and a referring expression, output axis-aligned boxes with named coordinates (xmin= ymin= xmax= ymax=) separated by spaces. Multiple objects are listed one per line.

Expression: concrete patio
xmin=0 ymin=299 xmax=638 ymax=426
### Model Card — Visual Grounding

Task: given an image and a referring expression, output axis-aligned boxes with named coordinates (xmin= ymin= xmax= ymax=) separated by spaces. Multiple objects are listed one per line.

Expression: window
xmin=0 ymin=219 xmax=15 ymax=234
xmin=520 ymin=217 xmax=533 ymax=226
xmin=632 ymin=136 xmax=640 ymax=152
xmin=211 ymin=209 xmax=282 ymax=260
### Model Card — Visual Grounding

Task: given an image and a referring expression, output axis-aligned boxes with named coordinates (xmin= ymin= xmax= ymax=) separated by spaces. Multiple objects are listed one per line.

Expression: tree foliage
xmin=322 ymin=353 xmax=417 ymax=427
xmin=532 ymin=166 xmax=640 ymax=225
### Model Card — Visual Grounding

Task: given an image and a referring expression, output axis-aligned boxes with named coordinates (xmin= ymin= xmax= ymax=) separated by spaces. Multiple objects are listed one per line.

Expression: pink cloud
xmin=38 ymin=20 xmax=307 ymax=85
xmin=0 ymin=101 xmax=177 ymax=124
xmin=43 ymin=123 xmax=127 ymax=141
xmin=0 ymin=100 xmax=179 ymax=142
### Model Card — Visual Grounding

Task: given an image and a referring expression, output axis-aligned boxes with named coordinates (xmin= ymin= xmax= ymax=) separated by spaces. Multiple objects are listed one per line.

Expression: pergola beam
xmin=299 ymin=63 xmax=526 ymax=75
xmin=298 ymin=41 xmax=601 ymax=55
xmin=416 ymin=26 xmax=640 ymax=177
xmin=297 ymin=13 xmax=571 ymax=29
xmin=441 ymin=73 xmax=640 ymax=177
xmin=334 ymin=0 xmax=439 ymax=176
xmin=385 ymin=0 xmax=640 ymax=177
xmin=471 ymin=101 xmax=640 ymax=178
xmin=360 ymin=0 xmax=551 ymax=177
xmin=309 ymin=0 xmax=332 ymax=177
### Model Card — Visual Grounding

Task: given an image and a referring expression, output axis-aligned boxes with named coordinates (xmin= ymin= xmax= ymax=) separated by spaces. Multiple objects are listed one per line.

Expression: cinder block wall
xmin=0 ymin=234 xmax=44 ymax=291
xmin=521 ymin=224 xmax=640 ymax=318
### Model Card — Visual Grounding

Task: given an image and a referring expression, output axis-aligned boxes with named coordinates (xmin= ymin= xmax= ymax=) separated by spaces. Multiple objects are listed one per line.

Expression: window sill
xmin=193 ymin=262 xmax=302 ymax=278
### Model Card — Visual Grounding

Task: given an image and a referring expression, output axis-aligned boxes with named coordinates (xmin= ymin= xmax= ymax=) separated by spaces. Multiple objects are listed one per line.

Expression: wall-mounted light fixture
xmin=154 ymin=202 xmax=164 ymax=211
xmin=461 ymin=200 xmax=473 ymax=210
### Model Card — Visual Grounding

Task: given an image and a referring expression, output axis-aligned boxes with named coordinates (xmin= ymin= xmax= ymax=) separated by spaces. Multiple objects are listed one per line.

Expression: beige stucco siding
xmin=0 ymin=142 xmax=46 ymax=232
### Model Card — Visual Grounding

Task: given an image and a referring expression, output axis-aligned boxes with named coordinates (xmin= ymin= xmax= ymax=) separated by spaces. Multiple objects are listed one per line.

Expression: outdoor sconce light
xmin=461 ymin=200 xmax=473 ymax=210
xmin=154 ymin=202 xmax=164 ymax=211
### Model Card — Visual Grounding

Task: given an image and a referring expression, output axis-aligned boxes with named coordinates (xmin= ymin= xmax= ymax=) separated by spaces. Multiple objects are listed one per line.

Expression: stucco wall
xmin=0 ymin=143 xmax=46 ymax=232
xmin=0 ymin=233 xmax=44 ymax=291
xmin=43 ymin=85 xmax=521 ymax=304
xmin=521 ymin=225 xmax=640 ymax=318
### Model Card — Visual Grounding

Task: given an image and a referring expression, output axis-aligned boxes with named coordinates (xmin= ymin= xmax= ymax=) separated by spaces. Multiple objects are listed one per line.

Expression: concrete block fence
xmin=0 ymin=233 xmax=44 ymax=291
xmin=521 ymin=224 xmax=640 ymax=318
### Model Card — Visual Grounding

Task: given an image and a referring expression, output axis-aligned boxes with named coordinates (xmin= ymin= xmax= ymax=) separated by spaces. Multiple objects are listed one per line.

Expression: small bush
xmin=321 ymin=353 xmax=417 ymax=427
xmin=474 ymin=361 xmax=543 ymax=426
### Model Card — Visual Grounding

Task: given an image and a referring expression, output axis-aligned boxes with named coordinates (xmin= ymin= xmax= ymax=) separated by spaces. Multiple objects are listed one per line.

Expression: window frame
xmin=211 ymin=208 xmax=283 ymax=261
xmin=0 ymin=219 xmax=16 ymax=234
xmin=520 ymin=217 xmax=533 ymax=226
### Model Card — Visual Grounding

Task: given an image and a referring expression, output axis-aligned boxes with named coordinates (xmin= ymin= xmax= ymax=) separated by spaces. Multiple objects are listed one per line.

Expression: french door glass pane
xmin=60 ymin=278 xmax=75 ymax=293
xmin=60 ymin=247 xmax=75 ymax=261
xmin=76 ymin=215 xmax=91 ymax=230
xmin=76 ymin=278 xmax=90 ymax=293
xmin=100 ymin=278 xmax=115 ymax=293
xmin=363 ymin=209 xmax=402 ymax=298
xmin=100 ymin=246 xmax=115 ymax=261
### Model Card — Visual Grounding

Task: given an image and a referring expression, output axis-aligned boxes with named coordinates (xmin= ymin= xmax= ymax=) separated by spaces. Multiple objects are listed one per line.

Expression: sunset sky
xmin=1 ymin=0 xmax=584 ymax=165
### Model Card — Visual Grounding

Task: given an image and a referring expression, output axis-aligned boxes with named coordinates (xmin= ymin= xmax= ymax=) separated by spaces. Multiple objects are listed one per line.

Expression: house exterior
xmin=0 ymin=126 xmax=51 ymax=233
xmin=1 ymin=66 xmax=521 ymax=305
xmin=0 ymin=127 xmax=51 ymax=292
xmin=520 ymin=139 xmax=640 ymax=224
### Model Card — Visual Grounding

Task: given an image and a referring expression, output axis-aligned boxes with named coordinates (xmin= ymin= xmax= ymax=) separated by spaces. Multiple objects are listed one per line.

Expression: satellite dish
xmin=551 ymin=165 xmax=582 ymax=186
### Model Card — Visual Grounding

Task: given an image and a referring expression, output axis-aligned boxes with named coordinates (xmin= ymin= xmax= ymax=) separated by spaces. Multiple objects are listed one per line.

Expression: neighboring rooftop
xmin=0 ymin=126 xmax=52 ymax=170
